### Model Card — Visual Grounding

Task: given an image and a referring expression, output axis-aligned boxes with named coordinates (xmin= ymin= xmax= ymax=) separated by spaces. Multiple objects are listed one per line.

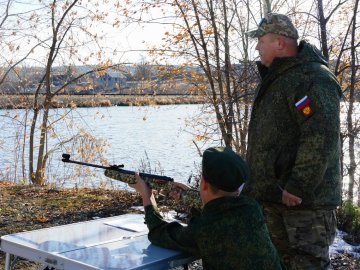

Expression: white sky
xmin=1 ymin=1 xmax=175 ymax=65
xmin=1 ymin=0 xmax=354 ymax=66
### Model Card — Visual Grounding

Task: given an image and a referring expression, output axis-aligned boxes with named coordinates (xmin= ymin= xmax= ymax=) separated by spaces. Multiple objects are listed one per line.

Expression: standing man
xmin=130 ymin=147 xmax=283 ymax=270
xmin=244 ymin=13 xmax=342 ymax=269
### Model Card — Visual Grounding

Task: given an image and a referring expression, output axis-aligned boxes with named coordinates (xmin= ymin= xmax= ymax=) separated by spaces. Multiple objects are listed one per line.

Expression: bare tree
xmin=123 ymin=0 xmax=360 ymax=204
xmin=312 ymin=0 xmax=360 ymax=204
xmin=1 ymin=0 xmax=127 ymax=185
xmin=123 ymin=0 xmax=263 ymax=156
xmin=0 ymin=0 xmax=45 ymax=87
xmin=335 ymin=0 xmax=360 ymax=204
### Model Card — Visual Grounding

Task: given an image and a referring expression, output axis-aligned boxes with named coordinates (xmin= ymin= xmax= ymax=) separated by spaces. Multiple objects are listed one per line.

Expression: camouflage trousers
xmin=263 ymin=204 xmax=337 ymax=270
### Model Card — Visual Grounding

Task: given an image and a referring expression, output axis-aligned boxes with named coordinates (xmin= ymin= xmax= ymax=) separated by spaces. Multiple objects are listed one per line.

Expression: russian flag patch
xmin=295 ymin=96 xmax=313 ymax=117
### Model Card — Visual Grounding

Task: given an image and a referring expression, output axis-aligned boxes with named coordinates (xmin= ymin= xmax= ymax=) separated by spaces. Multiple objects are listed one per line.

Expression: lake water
xmin=0 ymin=104 xmax=219 ymax=188
xmin=0 ymin=103 xmax=358 ymax=199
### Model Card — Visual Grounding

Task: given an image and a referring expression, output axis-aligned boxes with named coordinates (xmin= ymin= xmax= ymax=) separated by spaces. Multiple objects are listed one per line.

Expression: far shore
xmin=0 ymin=94 xmax=206 ymax=109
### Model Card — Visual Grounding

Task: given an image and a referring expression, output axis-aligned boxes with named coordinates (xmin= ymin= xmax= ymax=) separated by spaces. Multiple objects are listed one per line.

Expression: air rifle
xmin=61 ymin=153 xmax=174 ymax=188
xmin=61 ymin=154 xmax=201 ymax=209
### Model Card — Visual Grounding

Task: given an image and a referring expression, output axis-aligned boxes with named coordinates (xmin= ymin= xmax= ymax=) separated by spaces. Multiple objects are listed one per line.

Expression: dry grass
xmin=0 ymin=94 xmax=205 ymax=109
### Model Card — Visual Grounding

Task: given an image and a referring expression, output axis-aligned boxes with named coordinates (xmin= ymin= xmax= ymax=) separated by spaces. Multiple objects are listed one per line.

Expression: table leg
xmin=5 ymin=253 xmax=11 ymax=270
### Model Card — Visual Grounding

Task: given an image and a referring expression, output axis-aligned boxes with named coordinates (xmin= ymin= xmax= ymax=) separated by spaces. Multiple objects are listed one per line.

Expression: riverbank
xmin=0 ymin=94 xmax=205 ymax=109
xmin=0 ymin=182 xmax=359 ymax=270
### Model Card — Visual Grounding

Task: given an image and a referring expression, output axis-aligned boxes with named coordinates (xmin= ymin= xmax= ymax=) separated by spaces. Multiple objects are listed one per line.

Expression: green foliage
xmin=337 ymin=200 xmax=360 ymax=244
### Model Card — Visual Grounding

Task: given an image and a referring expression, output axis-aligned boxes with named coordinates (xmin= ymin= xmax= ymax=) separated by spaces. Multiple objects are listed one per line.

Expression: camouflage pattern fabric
xmin=105 ymin=169 xmax=202 ymax=209
xmin=247 ymin=13 xmax=299 ymax=39
xmin=104 ymin=169 xmax=138 ymax=184
xmin=144 ymin=195 xmax=284 ymax=270
xmin=244 ymin=40 xmax=342 ymax=269
xmin=263 ymin=204 xmax=336 ymax=270
xmin=244 ymin=41 xmax=342 ymax=209
xmin=104 ymin=169 xmax=170 ymax=189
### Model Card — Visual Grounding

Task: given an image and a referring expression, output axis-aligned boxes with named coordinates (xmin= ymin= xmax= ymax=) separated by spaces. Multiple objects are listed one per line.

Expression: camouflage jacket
xmin=144 ymin=195 xmax=283 ymax=270
xmin=244 ymin=41 xmax=342 ymax=209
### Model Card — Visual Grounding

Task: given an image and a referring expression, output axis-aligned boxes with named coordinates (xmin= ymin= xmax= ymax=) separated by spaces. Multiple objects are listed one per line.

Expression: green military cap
xmin=202 ymin=147 xmax=249 ymax=192
xmin=247 ymin=13 xmax=299 ymax=39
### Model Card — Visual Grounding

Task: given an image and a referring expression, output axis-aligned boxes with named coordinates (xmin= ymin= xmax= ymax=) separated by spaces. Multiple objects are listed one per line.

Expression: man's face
xmin=255 ymin=33 xmax=279 ymax=67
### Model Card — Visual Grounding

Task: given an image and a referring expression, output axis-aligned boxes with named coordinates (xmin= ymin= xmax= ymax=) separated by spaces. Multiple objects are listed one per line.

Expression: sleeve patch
xmin=295 ymin=96 xmax=313 ymax=117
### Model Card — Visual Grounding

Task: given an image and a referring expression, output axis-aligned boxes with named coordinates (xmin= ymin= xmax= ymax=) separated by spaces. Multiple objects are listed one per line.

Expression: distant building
xmin=0 ymin=64 xmax=208 ymax=95
xmin=90 ymin=69 xmax=128 ymax=93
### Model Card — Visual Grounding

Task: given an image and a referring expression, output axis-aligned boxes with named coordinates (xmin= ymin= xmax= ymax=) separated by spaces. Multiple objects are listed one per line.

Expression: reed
xmin=0 ymin=94 xmax=205 ymax=109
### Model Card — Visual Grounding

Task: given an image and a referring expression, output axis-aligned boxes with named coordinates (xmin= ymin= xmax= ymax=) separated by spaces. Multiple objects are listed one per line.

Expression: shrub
xmin=337 ymin=200 xmax=360 ymax=244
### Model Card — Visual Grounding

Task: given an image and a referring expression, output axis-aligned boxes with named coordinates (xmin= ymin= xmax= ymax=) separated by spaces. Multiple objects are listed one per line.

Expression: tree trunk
xmin=29 ymin=107 xmax=39 ymax=183
xmin=317 ymin=0 xmax=330 ymax=61
xmin=348 ymin=0 xmax=359 ymax=204
xmin=33 ymin=101 xmax=50 ymax=185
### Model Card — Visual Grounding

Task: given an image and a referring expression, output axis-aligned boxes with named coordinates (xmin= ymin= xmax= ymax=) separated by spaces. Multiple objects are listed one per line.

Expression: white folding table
xmin=0 ymin=213 xmax=195 ymax=270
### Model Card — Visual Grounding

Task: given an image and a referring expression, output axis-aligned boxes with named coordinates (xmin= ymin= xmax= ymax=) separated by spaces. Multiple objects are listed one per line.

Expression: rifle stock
xmin=61 ymin=153 xmax=174 ymax=185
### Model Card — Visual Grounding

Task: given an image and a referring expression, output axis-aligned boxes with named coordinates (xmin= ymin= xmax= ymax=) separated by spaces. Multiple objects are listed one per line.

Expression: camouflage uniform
xmin=145 ymin=195 xmax=284 ymax=270
xmin=244 ymin=39 xmax=342 ymax=269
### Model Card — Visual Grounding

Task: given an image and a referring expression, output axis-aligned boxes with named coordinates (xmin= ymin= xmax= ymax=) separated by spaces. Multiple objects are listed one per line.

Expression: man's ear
xmin=277 ymin=36 xmax=287 ymax=50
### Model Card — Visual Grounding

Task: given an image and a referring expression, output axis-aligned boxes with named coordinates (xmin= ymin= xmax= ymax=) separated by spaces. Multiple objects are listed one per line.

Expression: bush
xmin=337 ymin=200 xmax=360 ymax=244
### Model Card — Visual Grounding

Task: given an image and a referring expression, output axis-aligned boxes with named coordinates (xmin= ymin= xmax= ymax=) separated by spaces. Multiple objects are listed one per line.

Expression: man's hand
xmin=282 ymin=189 xmax=302 ymax=207
xmin=169 ymin=182 xmax=191 ymax=201
xmin=129 ymin=173 xmax=155 ymax=207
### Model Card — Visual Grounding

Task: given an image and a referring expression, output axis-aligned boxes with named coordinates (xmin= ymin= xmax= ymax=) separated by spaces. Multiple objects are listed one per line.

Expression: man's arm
xmin=129 ymin=174 xmax=200 ymax=256
xmin=285 ymin=76 xmax=341 ymax=204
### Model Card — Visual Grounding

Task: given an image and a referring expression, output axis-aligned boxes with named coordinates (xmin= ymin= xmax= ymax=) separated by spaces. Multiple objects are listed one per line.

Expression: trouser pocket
xmin=282 ymin=209 xmax=336 ymax=269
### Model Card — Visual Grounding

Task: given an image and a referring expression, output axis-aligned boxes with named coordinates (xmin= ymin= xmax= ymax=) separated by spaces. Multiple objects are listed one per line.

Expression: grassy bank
xmin=0 ymin=94 xmax=205 ymax=109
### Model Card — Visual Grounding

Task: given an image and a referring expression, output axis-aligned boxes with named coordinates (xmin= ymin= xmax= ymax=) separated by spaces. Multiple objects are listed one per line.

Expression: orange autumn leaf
xmin=35 ymin=216 xmax=48 ymax=223
xmin=98 ymin=70 xmax=105 ymax=76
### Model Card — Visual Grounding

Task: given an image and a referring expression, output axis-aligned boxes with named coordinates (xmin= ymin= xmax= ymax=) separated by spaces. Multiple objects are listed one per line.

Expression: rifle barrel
xmin=61 ymin=155 xmax=174 ymax=182
xmin=62 ymin=159 xmax=110 ymax=169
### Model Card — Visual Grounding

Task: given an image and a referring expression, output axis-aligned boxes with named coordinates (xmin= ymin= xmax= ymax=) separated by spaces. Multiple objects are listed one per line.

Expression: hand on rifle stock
xmin=129 ymin=173 xmax=156 ymax=207
xmin=128 ymin=173 xmax=150 ymax=195
xmin=130 ymin=173 xmax=202 ymax=210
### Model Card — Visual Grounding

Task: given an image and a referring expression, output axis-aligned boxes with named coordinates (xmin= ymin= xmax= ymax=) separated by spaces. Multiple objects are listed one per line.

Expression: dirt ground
xmin=0 ymin=182 xmax=359 ymax=270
